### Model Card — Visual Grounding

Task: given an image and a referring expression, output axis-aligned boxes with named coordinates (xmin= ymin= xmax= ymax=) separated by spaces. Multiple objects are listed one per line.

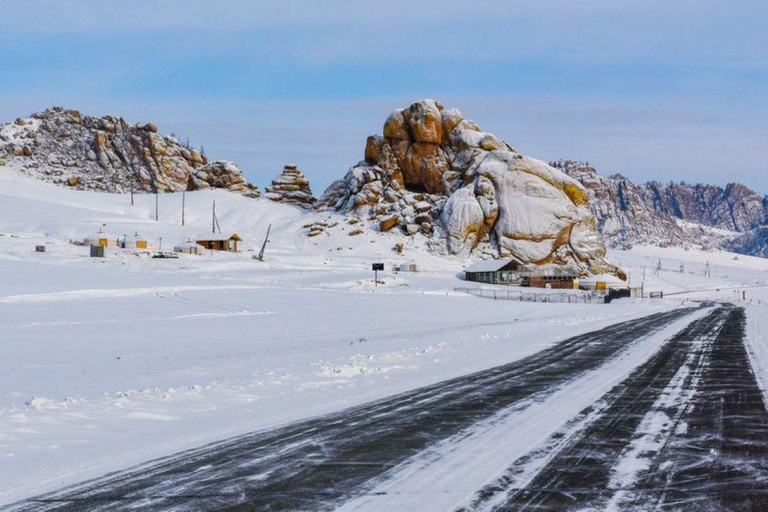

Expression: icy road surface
xmin=16 ymin=306 xmax=755 ymax=511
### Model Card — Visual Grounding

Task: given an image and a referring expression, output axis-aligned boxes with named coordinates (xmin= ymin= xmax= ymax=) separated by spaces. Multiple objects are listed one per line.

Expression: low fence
xmin=454 ymin=287 xmax=603 ymax=304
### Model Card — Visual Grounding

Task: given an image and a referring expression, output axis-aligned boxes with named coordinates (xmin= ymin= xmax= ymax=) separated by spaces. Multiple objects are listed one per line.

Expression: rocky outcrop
xmin=0 ymin=107 xmax=260 ymax=197
xmin=319 ymin=99 xmax=616 ymax=275
xmin=554 ymin=160 xmax=768 ymax=252
xmin=189 ymin=160 xmax=260 ymax=198
xmin=265 ymin=164 xmax=315 ymax=207
xmin=554 ymin=160 xmax=688 ymax=248
xmin=641 ymin=181 xmax=768 ymax=233
xmin=727 ymin=227 xmax=768 ymax=258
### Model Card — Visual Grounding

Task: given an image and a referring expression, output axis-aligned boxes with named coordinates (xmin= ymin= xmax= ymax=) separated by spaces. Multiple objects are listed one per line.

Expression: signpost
xmin=372 ymin=263 xmax=384 ymax=287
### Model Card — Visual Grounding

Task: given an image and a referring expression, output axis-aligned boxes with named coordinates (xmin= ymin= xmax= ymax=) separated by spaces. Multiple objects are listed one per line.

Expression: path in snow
xmin=12 ymin=309 xmax=695 ymax=511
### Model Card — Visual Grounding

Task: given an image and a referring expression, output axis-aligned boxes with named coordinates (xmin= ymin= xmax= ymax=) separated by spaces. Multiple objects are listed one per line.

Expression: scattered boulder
xmin=379 ymin=216 xmax=399 ymax=232
xmin=265 ymin=164 xmax=316 ymax=208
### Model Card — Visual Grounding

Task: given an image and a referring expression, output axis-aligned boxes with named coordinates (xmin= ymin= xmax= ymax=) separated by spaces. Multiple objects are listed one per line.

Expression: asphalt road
xmin=494 ymin=306 xmax=768 ymax=511
xmin=14 ymin=308 xmax=697 ymax=511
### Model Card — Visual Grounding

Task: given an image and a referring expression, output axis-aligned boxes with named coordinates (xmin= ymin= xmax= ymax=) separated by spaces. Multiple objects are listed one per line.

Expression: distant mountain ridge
xmin=552 ymin=160 xmax=768 ymax=256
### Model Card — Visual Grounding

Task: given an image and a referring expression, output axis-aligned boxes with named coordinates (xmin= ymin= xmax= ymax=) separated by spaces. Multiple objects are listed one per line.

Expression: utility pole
xmin=181 ymin=192 xmax=186 ymax=226
xmin=155 ymin=191 xmax=159 ymax=221
xmin=212 ymin=201 xmax=216 ymax=234
xmin=256 ymin=224 xmax=271 ymax=262
xmin=130 ymin=179 xmax=134 ymax=206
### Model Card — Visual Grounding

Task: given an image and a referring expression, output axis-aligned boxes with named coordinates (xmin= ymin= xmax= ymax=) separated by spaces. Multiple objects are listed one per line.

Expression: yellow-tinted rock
xmin=383 ymin=109 xmax=409 ymax=140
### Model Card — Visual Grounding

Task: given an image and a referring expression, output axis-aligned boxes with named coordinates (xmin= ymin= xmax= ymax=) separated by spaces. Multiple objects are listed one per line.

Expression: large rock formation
xmin=0 ymin=107 xmax=260 ymax=197
xmin=265 ymin=164 xmax=316 ymax=207
xmin=553 ymin=160 xmax=688 ymax=248
xmin=641 ymin=181 xmax=767 ymax=233
xmin=554 ymin=160 xmax=768 ymax=253
xmin=319 ymin=99 xmax=616 ymax=274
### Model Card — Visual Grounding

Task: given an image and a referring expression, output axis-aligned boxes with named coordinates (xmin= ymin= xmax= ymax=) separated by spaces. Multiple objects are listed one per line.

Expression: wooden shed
xmin=196 ymin=233 xmax=242 ymax=252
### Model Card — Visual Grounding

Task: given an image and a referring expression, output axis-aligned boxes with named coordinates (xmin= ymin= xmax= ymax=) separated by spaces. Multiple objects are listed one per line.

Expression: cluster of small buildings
xmin=84 ymin=230 xmax=242 ymax=257
xmin=463 ymin=258 xmax=629 ymax=292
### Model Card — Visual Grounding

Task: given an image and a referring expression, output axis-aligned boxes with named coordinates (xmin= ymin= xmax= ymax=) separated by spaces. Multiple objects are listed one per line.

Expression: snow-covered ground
xmin=2 ymin=170 xmax=768 ymax=506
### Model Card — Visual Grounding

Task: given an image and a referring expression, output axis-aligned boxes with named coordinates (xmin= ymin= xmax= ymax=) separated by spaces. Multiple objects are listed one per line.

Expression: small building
xmin=464 ymin=258 xmax=523 ymax=285
xmin=90 ymin=244 xmax=105 ymax=258
xmin=398 ymin=262 xmax=418 ymax=272
xmin=577 ymin=273 xmax=629 ymax=292
xmin=174 ymin=241 xmax=202 ymax=255
xmin=196 ymin=233 xmax=242 ymax=252
xmin=464 ymin=259 xmax=578 ymax=288
xmin=83 ymin=232 xmax=117 ymax=248
xmin=123 ymin=233 xmax=152 ymax=250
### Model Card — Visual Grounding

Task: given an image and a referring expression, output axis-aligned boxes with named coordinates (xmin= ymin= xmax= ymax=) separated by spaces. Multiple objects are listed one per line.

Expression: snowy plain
xmin=2 ymin=169 xmax=768 ymax=507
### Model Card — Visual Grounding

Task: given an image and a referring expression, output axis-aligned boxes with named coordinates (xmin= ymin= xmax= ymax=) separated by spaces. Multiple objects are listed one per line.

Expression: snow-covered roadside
xmin=744 ymin=289 xmax=768 ymax=405
xmin=0 ymin=251 xmax=674 ymax=506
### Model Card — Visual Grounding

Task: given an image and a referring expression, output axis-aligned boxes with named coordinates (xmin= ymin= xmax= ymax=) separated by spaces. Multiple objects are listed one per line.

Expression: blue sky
xmin=2 ymin=1 xmax=767 ymax=193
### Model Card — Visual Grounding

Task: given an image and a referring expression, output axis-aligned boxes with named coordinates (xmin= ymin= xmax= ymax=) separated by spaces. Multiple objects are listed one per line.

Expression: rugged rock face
xmin=319 ymin=99 xmax=615 ymax=274
xmin=727 ymin=227 xmax=768 ymax=258
xmin=0 ymin=107 xmax=260 ymax=197
xmin=554 ymin=160 xmax=768 ymax=253
xmin=265 ymin=164 xmax=316 ymax=207
xmin=553 ymin=160 xmax=687 ymax=248
xmin=189 ymin=160 xmax=260 ymax=198
xmin=641 ymin=181 xmax=768 ymax=233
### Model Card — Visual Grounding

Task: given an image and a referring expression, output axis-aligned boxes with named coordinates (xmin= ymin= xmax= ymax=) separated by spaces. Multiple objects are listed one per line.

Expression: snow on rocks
xmin=189 ymin=160 xmax=260 ymax=198
xmin=265 ymin=164 xmax=316 ymax=207
xmin=0 ymin=107 xmax=260 ymax=197
xmin=318 ymin=99 xmax=616 ymax=275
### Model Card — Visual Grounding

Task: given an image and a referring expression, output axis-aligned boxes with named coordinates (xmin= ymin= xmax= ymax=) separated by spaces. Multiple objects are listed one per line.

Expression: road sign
xmin=372 ymin=263 xmax=383 ymax=287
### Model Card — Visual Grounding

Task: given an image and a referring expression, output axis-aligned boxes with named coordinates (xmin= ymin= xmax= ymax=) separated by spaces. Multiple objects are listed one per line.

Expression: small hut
xmin=195 ymin=233 xmax=242 ymax=252
xmin=83 ymin=231 xmax=117 ymax=248
xmin=174 ymin=241 xmax=202 ymax=255
xmin=123 ymin=233 xmax=151 ymax=250
xmin=464 ymin=258 xmax=522 ymax=285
